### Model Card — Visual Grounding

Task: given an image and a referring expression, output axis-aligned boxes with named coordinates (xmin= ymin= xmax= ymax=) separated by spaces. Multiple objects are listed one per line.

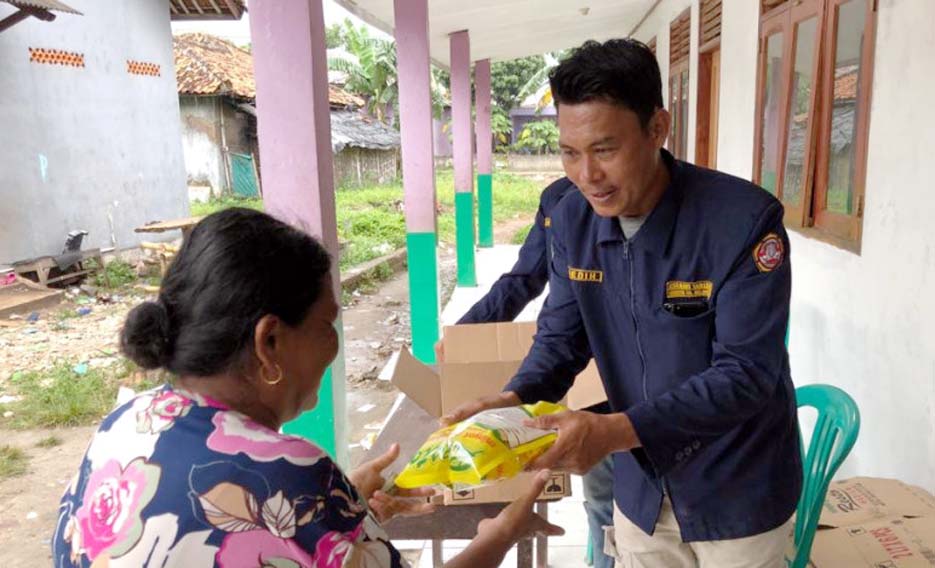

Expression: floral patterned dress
xmin=52 ymin=385 xmax=407 ymax=567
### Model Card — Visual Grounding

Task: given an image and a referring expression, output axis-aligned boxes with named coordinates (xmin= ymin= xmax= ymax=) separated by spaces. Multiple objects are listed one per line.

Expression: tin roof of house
xmin=169 ymin=0 xmax=245 ymax=21
xmin=0 ymin=0 xmax=81 ymax=15
xmin=330 ymin=110 xmax=400 ymax=153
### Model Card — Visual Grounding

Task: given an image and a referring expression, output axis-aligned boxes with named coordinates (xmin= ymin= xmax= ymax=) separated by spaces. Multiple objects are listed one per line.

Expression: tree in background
xmin=490 ymin=55 xmax=545 ymax=111
xmin=515 ymin=119 xmax=559 ymax=154
xmin=328 ymin=19 xmax=398 ymax=123
xmin=329 ymin=19 xmax=446 ymax=124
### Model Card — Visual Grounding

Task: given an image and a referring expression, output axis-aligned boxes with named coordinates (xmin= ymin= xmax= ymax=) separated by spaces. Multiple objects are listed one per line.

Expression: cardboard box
xmin=807 ymin=478 xmax=935 ymax=567
xmin=392 ymin=322 xmax=607 ymax=417
xmin=809 ymin=516 xmax=935 ymax=567
xmin=818 ymin=477 xmax=935 ymax=529
xmin=389 ymin=322 xmax=607 ymax=505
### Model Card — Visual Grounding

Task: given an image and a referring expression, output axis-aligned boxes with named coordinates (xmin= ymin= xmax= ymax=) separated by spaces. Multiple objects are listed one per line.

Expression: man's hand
xmin=434 ymin=339 xmax=445 ymax=363
xmin=440 ymin=391 xmax=523 ymax=427
xmin=524 ymin=411 xmax=641 ymax=474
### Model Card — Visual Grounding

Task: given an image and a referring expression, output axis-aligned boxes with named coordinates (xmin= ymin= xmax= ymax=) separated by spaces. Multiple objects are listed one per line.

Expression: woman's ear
xmin=253 ymin=314 xmax=280 ymax=378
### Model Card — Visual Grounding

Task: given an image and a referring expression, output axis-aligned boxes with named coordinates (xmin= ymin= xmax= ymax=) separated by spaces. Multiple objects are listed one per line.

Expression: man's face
xmin=558 ymin=100 xmax=668 ymax=218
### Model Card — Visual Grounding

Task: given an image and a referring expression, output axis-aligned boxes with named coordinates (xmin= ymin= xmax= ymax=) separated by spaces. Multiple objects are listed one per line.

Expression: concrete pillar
xmin=450 ymin=30 xmax=476 ymax=286
xmin=394 ymin=0 xmax=439 ymax=364
xmin=247 ymin=0 xmax=347 ymax=466
xmin=475 ymin=58 xmax=494 ymax=248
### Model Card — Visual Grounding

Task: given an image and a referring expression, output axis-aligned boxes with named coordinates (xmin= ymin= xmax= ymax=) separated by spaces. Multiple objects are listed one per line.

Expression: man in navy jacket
xmin=444 ymin=39 xmax=800 ymax=567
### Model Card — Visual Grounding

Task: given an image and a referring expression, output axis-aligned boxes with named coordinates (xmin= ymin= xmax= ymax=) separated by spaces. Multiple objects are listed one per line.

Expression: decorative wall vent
xmin=127 ymin=60 xmax=161 ymax=77
xmin=29 ymin=48 xmax=84 ymax=67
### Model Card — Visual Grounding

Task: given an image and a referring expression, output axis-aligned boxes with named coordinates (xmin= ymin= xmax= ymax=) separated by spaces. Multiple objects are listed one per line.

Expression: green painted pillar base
xmin=407 ymin=232 xmax=440 ymax=364
xmin=477 ymin=173 xmax=493 ymax=248
xmin=455 ymin=192 xmax=477 ymax=286
xmin=283 ymin=366 xmax=336 ymax=458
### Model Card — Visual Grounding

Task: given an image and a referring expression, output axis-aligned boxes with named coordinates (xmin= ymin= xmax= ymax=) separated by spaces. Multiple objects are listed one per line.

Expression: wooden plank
xmin=191 ymin=0 xmax=205 ymax=14
xmin=134 ymin=216 xmax=203 ymax=234
xmin=207 ymin=0 xmax=222 ymax=14
xmin=222 ymin=0 xmax=242 ymax=19
xmin=176 ymin=0 xmax=190 ymax=14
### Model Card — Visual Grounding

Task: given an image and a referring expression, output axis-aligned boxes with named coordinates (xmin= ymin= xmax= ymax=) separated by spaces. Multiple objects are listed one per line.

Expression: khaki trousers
xmin=604 ymin=498 xmax=794 ymax=568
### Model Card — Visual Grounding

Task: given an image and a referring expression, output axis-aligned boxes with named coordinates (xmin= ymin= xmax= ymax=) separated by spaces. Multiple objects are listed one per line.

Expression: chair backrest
xmin=788 ymin=384 xmax=860 ymax=568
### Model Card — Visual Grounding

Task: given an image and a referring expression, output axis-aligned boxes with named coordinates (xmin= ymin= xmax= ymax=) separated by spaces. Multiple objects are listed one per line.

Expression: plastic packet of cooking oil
xmin=394 ymin=401 xmax=566 ymax=490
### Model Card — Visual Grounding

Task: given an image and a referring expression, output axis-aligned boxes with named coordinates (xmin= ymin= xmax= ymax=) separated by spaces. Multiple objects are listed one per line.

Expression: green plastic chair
xmin=787 ymin=384 xmax=861 ymax=568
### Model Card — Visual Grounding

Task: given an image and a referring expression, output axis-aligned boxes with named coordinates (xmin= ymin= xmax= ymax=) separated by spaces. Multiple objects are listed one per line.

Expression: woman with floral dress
xmin=52 ymin=208 xmax=562 ymax=567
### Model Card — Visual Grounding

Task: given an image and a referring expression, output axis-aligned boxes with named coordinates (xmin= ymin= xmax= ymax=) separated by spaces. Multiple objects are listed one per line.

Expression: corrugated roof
xmin=1 ymin=0 xmax=81 ymax=15
xmin=330 ymin=110 xmax=400 ymax=153
xmin=173 ymin=33 xmax=365 ymax=108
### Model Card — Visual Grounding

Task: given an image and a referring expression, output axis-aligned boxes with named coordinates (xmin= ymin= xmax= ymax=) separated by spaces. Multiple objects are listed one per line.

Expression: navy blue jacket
xmin=506 ymin=151 xmax=802 ymax=542
xmin=457 ymin=177 xmax=576 ymax=324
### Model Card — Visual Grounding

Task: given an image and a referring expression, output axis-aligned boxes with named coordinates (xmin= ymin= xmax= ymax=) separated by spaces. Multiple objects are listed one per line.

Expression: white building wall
xmin=709 ymin=0 xmax=935 ymax=491
xmin=179 ymin=96 xmax=225 ymax=194
xmin=0 ymin=0 xmax=188 ymax=263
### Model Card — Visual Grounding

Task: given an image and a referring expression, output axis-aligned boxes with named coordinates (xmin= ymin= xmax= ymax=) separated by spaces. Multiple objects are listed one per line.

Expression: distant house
xmin=173 ymin=33 xmax=400 ymax=196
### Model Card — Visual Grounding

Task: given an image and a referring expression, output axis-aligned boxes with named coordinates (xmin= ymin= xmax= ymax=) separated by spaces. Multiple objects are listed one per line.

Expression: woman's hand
xmin=348 ymin=443 xmax=401 ymax=500
xmin=349 ymin=443 xmax=437 ymax=522
xmin=443 ymin=470 xmax=565 ymax=568
xmin=368 ymin=487 xmax=436 ymax=523
xmin=477 ymin=469 xmax=565 ymax=545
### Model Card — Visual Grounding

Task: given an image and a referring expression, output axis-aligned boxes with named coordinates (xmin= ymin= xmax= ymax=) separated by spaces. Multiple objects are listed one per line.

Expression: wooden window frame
xmin=753 ymin=0 xmax=877 ymax=253
xmin=669 ymin=9 xmax=691 ymax=161
xmin=696 ymin=0 xmax=722 ymax=167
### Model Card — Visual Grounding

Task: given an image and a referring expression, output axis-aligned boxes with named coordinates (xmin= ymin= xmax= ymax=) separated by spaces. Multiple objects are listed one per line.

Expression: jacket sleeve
xmin=504 ymin=209 xmax=591 ymax=403
xmin=625 ymin=201 xmax=792 ymax=477
xmin=456 ymin=197 xmax=550 ymax=324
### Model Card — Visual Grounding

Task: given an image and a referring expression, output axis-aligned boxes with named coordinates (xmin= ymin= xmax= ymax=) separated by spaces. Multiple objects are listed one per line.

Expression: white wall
xmin=715 ymin=0 xmax=935 ymax=491
xmin=632 ymin=0 xmax=697 ymax=159
xmin=0 ymin=0 xmax=189 ymax=263
xmin=179 ymin=96 xmax=225 ymax=193
xmin=715 ymin=0 xmax=759 ymax=178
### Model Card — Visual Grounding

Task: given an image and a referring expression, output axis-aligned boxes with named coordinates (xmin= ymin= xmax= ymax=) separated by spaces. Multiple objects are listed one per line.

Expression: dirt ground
xmin=0 ymin=216 xmax=531 ymax=567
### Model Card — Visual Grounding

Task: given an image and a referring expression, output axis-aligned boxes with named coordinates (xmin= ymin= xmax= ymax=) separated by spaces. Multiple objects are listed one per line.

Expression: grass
xmin=36 ymin=435 xmax=62 ymax=448
xmin=190 ymin=195 xmax=264 ymax=217
xmin=511 ymin=223 xmax=534 ymax=245
xmin=0 ymin=359 xmax=146 ymax=429
xmin=57 ymin=308 xmax=80 ymax=321
xmin=188 ymin=170 xmax=543 ymax=271
xmin=94 ymin=259 xmax=138 ymax=289
xmin=0 ymin=446 xmax=28 ymax=479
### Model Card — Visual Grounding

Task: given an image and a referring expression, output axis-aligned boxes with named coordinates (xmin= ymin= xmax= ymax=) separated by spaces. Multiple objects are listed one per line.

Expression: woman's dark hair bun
xmin=120 ymin=300 xmax=171 ymax=369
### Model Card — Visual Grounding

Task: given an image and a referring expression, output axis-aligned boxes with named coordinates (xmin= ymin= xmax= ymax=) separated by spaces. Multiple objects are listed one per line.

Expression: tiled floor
xmin=395 ymin=245 xmax=591 ymax=566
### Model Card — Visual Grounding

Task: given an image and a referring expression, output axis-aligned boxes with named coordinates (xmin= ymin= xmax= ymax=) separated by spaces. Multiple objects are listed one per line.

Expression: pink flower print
xmin=206 ymin=411 xmax=325 ymax=467
xmin=73 ymin=457 xmax=160 ymax=561
xmin=136 ymin=389 xmax=192 ymax=434
xmin=314 ymin=531 xmax=354 ymax=568
xmin=215 ymin=529 xmax=314 ymax=568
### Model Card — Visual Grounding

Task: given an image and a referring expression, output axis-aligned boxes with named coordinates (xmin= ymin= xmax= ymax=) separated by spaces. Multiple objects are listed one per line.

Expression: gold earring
xmin=262 ymin=364 xmax=284 ymax=386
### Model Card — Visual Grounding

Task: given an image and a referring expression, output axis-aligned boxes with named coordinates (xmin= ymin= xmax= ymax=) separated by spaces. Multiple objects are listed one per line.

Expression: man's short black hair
xmin=549 ymin=38 xmax=663 ymax=129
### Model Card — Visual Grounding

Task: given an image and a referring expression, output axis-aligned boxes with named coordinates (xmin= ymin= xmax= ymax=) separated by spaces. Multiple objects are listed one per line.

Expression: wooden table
xmin=134 ymin=216 xmax=203 ymax=240
xmin=368 ymin=396 xmax=552 ymax=568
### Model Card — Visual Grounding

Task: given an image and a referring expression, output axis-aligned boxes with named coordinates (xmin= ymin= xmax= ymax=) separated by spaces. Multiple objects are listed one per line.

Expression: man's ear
xmin=650 ymin=108 xmax=671 ymax=148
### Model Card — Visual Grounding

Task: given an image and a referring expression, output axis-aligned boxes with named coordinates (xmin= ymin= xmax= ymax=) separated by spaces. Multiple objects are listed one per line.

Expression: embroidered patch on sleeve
xmin=753 ymin=233 xmax=784 ymax=273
